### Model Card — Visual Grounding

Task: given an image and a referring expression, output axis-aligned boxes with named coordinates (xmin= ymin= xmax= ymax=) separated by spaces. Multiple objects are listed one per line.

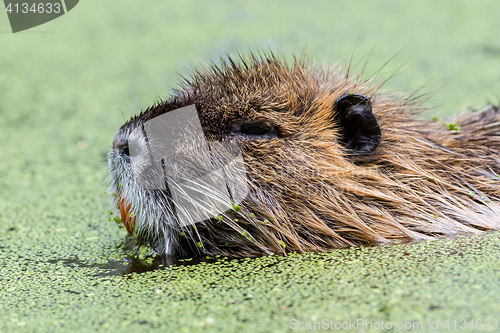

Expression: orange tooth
xmin=119 ymin=195 xmax=136 ymax=234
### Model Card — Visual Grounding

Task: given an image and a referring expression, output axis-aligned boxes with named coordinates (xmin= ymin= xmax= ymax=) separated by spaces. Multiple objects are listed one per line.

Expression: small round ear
xmin=333 ymin=93 xmax=381 ymax=155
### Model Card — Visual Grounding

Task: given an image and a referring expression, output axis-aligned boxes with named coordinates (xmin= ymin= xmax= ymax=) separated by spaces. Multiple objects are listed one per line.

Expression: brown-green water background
xmin=1 ymin=1 xmax=500 ymax=332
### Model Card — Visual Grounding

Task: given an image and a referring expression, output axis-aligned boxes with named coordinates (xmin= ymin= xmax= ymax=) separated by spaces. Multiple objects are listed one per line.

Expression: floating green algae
xmin=2 ymin=233 xmax=500 ymax=332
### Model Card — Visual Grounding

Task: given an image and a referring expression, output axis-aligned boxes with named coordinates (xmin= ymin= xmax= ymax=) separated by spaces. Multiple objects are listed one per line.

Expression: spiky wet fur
xmin=108 ymin=53 xmax=500 ymax=258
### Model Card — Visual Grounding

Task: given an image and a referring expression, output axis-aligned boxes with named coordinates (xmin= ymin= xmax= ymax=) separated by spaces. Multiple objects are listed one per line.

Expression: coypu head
xmin=108 ymin=53 xmax=500 ymax=259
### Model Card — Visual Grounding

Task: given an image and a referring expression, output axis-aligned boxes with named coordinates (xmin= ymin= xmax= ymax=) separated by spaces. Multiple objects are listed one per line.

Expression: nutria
xmin=107 ymin=52 xmax=500 ymax=259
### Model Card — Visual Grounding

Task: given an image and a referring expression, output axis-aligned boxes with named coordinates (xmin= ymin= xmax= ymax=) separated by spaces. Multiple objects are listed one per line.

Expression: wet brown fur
xmin=115 ymin=53 xmax=500 ymax=258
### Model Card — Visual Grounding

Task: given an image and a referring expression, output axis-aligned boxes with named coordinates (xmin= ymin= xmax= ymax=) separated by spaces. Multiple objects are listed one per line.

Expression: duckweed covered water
xmin=2 ymin=233 xmax=500 ymax=332
xmin=2 ymin=1 xmax=500 ymax=332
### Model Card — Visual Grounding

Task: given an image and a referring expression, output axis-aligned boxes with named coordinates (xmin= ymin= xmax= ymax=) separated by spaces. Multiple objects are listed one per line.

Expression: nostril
xmin=114 ymin=139 xmax=129 ymax=157
xmin=121 ymin=144 xmax=129 ymax=157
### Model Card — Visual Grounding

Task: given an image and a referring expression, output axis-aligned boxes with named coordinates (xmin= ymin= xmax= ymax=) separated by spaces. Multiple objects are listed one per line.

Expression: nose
xmin=114 ymin=138 xmax=129 ymax=158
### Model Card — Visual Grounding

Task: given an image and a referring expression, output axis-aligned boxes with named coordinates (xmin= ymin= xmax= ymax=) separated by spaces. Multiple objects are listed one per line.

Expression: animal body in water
xmin=107 ymin=53 xmax=500 ymax=259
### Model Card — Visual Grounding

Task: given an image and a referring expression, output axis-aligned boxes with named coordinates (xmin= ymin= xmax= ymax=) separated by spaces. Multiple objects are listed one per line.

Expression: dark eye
xmin=234 ymin=122 xmax=277 ymax=139
xmin=242 ymin=123 xmax=270 ymax=136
